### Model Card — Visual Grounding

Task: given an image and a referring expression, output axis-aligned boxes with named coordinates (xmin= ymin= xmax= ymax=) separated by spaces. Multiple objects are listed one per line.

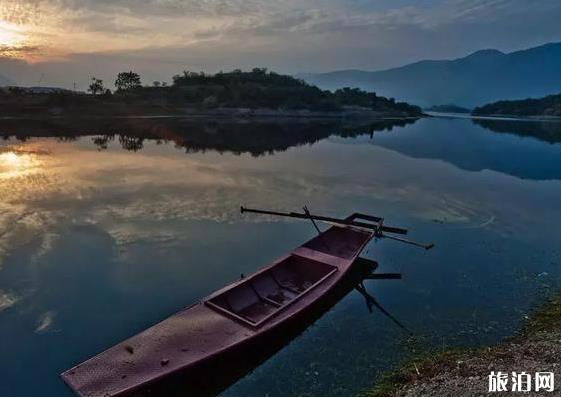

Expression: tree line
xmin=473 ymin=93 xmax=561 ymax=117
xmin=67 ymin=68 xmax=421 ymax=114
xmin=88 ymin=71 xmax=145 ymax=95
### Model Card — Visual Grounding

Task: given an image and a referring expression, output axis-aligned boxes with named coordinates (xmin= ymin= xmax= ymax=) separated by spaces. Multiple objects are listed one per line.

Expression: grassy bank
xmin=363 ymin=295 xmax=561 ymax=397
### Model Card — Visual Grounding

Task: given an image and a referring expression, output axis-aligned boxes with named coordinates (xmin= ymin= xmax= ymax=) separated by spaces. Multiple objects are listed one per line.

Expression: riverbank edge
xmin=362 ymin=295 xmax=561 ymax=397
xmin=0 ymin=106 xmax=425 ymax=120
xmin=470 ymin=114 xmax=561 ymax=121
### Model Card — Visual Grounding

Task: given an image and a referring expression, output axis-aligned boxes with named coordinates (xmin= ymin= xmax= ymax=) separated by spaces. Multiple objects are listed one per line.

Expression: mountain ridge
xmin=298 ymin=42 xmax=561 ymax=107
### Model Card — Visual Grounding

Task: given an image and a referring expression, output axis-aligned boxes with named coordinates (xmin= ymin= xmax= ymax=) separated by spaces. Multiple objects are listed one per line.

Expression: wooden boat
xmin=62 ymin=209 xmax=428 ymax=397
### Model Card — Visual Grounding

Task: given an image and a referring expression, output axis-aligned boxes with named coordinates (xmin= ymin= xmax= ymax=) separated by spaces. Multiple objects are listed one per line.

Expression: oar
xmin=303 ymin=206 xmax=323 ymax=236
xmin=240 ymin=206 xmax=408 ymax=235
xmin=321 ymin=220 xmax=435 ymax=250
xmin=303 ymin=205 xmax=330 ymax=250
xmin=377 ymin=234 xmax=435 ymax=250
xmin=240 ymin=206 xmax=435 ymax=250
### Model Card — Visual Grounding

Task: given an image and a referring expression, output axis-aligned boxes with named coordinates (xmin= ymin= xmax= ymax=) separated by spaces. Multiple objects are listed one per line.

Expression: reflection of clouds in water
xmin=0 ymin=206 xmax=40 ymax=267
xmin=0 ymin=291 xmax=19 ymax=312
xmin=0 ymin=137 xmax=495 ymax=261
xmin=419 ymin=194 xmax=491 ymax=225
xmin=30 ymin=232 xmax=59 ymax=263
xmin=0 ymin=136 xmax=559 ymax=264
xmin=108 ymin=227 xmax=180 ymax=249
xmin=0 ymin=144 xmax=51 ymax=181
xmin=35 ymin=311 xmax=56 ymax=333
xmin=0 ymin=145 xmax=52 ymax=156
xmin=0 ymin=202 xmax=62 ymax=268
xmin=0 ymin=172 xmax=64 ymax=202
xmin=0 ymin=139 xmax=267 ymax=263
xmin=427 ymin=195 xmax=500 ymax=230
xmin=463 ymin=215 xmax=496 ymax=229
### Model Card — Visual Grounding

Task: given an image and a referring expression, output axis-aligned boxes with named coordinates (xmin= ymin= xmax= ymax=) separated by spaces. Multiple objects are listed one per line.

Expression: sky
xmin=1 ymin=0 xmax=561 ymax=89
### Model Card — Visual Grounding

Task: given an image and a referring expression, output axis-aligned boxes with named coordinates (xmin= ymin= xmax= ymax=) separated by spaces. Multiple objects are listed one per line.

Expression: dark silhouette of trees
xmin=473 ymin=93 xmax=561 ymax=117
xmin=115 ymin=71 xmax=142 ymax=91
xmin=88 ymin=77 xmax=104 ymax=95
xmin=166 ymin=68 xmax=421 ymax=113
xmin=0 ymin=68 xmax=422 ymax=116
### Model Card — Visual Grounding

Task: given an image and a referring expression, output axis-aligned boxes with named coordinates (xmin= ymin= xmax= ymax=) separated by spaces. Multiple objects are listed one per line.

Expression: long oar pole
xmin=241 ymin=206 xmax=435 ymax=250
xmin=240 ymin=206 xmax=408 ymax=235
xmin=322 ymin=220 xmax=434 ymax=250
xmin=303 ymin=205 xmax=331 ymax=250
xmin=303 ymin=206 xmax=323 ymax=236
xmin=381 ymin=234 xmax=435 ymax=250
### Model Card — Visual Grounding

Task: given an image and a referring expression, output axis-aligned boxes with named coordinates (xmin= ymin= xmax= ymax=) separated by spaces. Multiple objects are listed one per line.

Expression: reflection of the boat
xmin=133 ymin=258 xmax=405 ymax=397
xmin=0 ymin=117 xmax=418 ymax=156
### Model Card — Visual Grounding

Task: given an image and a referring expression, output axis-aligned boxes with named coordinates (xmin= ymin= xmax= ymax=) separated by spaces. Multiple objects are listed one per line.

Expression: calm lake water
xmin=1 ymin=116 xmax=561 ymax=396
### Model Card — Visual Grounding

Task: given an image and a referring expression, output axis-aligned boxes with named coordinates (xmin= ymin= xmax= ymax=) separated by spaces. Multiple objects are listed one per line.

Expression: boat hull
xmin=62 ymin=225 xmax=374 ymax=397
xmin=130 ymin=258 xmax=375 ymax=397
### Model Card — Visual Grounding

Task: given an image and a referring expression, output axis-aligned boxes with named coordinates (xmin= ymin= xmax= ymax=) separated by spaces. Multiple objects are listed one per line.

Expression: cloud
xmin=35 ymin=310 xmax=56 ymax=333
xmin=193 ymin=9 xmax=322 ymax=39
xmin=1 ymin=0 xmax=561 ymax=84
xmin=5 ymin=0 xmax=269 ymax=20
xmin=0 ymin=0 xmax=44 ymax=25
xmin=0 ymin=44 xmax=42 ymax=58
xmin=187 ymin=0 xmax=561 ymax=44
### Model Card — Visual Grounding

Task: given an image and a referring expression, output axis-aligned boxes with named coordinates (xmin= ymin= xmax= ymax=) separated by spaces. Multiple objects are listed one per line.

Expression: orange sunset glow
xmin=0 ymin=20 xmax=26 ymax=54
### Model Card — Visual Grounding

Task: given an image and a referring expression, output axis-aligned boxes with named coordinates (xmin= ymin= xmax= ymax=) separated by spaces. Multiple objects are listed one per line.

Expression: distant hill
xmin=298 ymin=43 xmax=561 ymax=108
xmin=426 ymin=104 xmax=471 ymax=113
xmin=473 ymin=93 xmax=561 ymax=117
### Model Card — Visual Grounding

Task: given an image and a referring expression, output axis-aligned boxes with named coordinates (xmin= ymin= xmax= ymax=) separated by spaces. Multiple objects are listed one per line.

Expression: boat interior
xmin=206 ymin=255 xmax=338 ymax=327
xmin=206 ymin=227 xmax=371 ymax=327
xmin=303 ymin=226 xmax=371 ymax=259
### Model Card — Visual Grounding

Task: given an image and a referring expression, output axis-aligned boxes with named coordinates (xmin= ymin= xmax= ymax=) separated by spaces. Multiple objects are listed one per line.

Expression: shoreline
xmin=0 ymin=108 xmax=424 ymax=121
xmin=426 ymin=111 xmax=561 ymax=122
xmin=363 ymin=295 xmax=561 ymax=397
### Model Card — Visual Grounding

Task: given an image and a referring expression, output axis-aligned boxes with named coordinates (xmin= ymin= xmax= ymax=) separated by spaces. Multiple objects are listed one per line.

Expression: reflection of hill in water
xmin=0 ymin=117 xmax=417 ymax=156
xmin=472 ymin=118 xmax=561 ymax=144
xmin=360 ymin=117 xmax=561 ymax=181
xmin=3 ymin=117 xmax=561 ymax=181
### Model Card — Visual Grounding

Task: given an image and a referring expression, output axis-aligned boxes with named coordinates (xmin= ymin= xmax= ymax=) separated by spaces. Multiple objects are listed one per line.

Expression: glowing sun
xmin=0 ymin=20 xmax=24 ymax=48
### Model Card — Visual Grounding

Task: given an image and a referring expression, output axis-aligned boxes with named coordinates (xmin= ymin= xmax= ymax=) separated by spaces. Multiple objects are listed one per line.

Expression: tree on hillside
xmin=88 ymin=77 xmax=104 ymax=95
xmin=115 ymin=71 xmax=142 ymax=91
